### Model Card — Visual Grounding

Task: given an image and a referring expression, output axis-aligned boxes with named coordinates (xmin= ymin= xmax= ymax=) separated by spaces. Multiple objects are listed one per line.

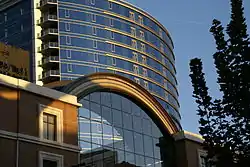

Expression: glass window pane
xmin=123 ymin=112 xmax=132 ymax=130
xmin=101 ymin=92 xmax=111 ymax=107
xmin=80 ymin=99 xmax=90 ymax=109
xmin=133 ymin=116 xmax=142 ymax=133
xmin=135 ymin=154 xmax=145 ymax=166
xmin=80 ymin=140 xmax=92 ymax=153
xmin=103 ymin=147 xmax=115 ymax=167
xmin=114 ymin=149 xmax=125 ymax=165
xmin=124 ymin=130 xmax=134 ymax=152
xmin=145 ymin=157 xmax=155 ymax=167
xmin=153 ymin=138 xmax=161 ymax=159
xmin=90 ymin=102 xmax=101 ymax=121
xmin=143 ymin=118 xmax=152 ymax=136
xmin=134 ymin=132 xmax=144 ymax=155
xmin=125 ymin=152 xmax=135 ymax=166
xmin=91 ymin=121 xmax=103 ymax=145
xmin=48 ymin=115 xmax=55 ymax=124
xmin=79 ymin=107 xmax=90 ymax=118
xmin=113 ymin=127 xmax=124 ymax=150
xmin=43 ymin=114 xmax=47 ymax=122
xmin=90 ymin=92 xmax=100 ymax=103
xmin=79 ymin=118 xmax=91 ymax=142
xmin=43 ymin=159 xmax=57 ymax=167
xmin=48 ymin=124 xmax=55 ymax=140
xmin=102 ymin=106 xmax=112 ymax=125
xmin=103 ymin=124 xmax=113 ymax=146
xmin=111 ymin=93 xmax=121 ymax=110
xmin=112 ymin=109 xmax=122 ymax=128
xmin=144 ymin=135 xmax=154 ymax=157
xmin=155 ymin=159 xmax=163 ymax=167
xmin=121 ymin=96 xmax=131 ymax=113
xmin=152 ymin=123 xmax=163 ymax=138
xmin=43 ymin=122 xmax=47 ymax=139
xmin=131 ymin=103 xmax=141 ymax=116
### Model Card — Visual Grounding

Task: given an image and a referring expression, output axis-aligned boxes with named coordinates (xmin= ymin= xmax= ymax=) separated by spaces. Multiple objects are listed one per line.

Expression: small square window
xmin=165 ymin=91 xmax=168 ymax=100
xmin=133 ymin=65 xmax=139 ymax=74
xmin=131 ymin=27 xmax=136 ymax=37
xmin=112 ymin=57 xmax=116 ymax=65
xmin=65 ymin=23 xmax=70 ymax=31
xmin=141 ymin=43 xmax=145 ymax=52
xmin=134 ymin=78 xmax=140 ymax=84
xmin=110 ymin=31 xmax=114 ymax=39
xmin=20 ymin=8 xmax=23 ymax=15
xmin=139 ymin=31 xmax=144 ymax=40
xmin=90 ymin=0 xmax=95 ymax=5
xmin=162 ymin=56 xmax=165 ymax=65
xmin=129 ymin=11 xmax=135 ymax=21
xmin=163 ymin=68 xmax=166 ymax=76
xmin=110 ymin=18 xmax=114 ymax=26
xmin=4 ymin=29 xmax=8 ymax=38
xmin=160 ymin=43 xmax=164 ymax=52
xmin=65 ymin=9 xmax=70 ymax=17
xmin=111 ymin=44 xmax=115 ymax=52
xmin=164 ymin=79 xmax=167 ymax=88
xmin=92 ymin=26 xmax=97 ymax=35
xmin=142 ymin=56 xmax=147 ymax=64
xmin=93 ymin=40 xmax=97 ymax=48
xmin=131 ymin=39 xmax=137 ymax=49
xmin=21 ymin=24 xmax=24 ymax=32
xmin=109 ymin=2 xmax=113 ymax=9
xmin=142 ymin=68 xmax=147 ymax=77
xmin=159 ymin=29 xmax=163 ymax=38
xmin=67 ymin=63 xmax=72 ymax=72
xmin=66 ymin=36 xmax=71 ymax=44
xmin=92 ymin=14 xmax=96 ymax=22
xmin=138 ymin=15 xmax=143 ymax=25
xmin=94 ymin=53 xmax=99 ymax=62
xmin=66 ymin=50 xmax=71 ymax=58
xmin=132 ymin=52 xmax=138 ymax=62
xmin=4 ymin=13 xmax=7 ymax=22
xmin=144 ymin=81 xmax=148 ymax=89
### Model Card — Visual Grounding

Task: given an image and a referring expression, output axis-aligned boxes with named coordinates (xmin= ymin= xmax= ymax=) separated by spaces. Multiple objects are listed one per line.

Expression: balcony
xmin=38 ymin=14 xmax=58 ymax=27
xmin=40 ymin=70 xmax=60 ymax=84
xmin=38 ymin=28 xmax=58 ymax=40
xmin=39 ymin=42 xmax=59 ymax=53
xmin=37 ymin=0 xmax=57 ymax=11
xmin=39 ymin=56 xmax=59 ymax=68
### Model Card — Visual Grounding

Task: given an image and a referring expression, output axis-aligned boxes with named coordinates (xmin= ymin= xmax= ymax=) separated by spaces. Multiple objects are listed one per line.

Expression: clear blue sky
xmin=126 ymin=0 xmax=250 ymax=133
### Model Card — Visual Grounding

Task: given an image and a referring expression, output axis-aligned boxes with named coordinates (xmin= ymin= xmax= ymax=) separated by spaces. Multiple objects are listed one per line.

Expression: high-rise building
xmin=0 ymin=0 xmax=180 ymax=129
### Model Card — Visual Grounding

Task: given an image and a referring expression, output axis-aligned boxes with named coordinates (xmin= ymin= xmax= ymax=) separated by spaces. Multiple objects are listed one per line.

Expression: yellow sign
xmin=0 ymin=43 xmax=30 ymax=81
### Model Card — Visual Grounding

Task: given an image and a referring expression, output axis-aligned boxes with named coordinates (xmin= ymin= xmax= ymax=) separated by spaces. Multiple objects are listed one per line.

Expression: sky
xmin=126 ymin=0 xmax=250 ymax=133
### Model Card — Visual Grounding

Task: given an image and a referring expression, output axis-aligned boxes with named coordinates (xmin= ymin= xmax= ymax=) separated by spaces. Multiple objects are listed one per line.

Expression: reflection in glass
xmin=79 ymin=92 xmax=175 ymax=167
xmin=90 ymin=102 xmax=101 ymax=121
xmin=124 ymin=129 xmax=134 ymax=152
xmin=134 ymin=132 xmax=144 ymax=155
xmin=79 ymin=117 xmax=91 ymax=142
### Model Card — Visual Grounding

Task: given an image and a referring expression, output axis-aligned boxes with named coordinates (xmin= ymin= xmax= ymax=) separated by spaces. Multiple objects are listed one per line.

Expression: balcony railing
xmin=37 ymin=0 xmax=57 ymax=8
xmin=43 ymin=56 xmax=59 ymax=63
xmin=43 ymin=70 xmax=60 ymax=78
xmin=40 ymin=14 xmax=58 ymax=23
xmin=42 ymin=42 xmax=59 ymax=50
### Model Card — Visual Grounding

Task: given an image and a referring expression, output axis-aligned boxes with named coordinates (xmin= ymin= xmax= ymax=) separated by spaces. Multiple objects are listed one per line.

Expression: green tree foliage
xmin=189 ymin=0 xmax=250 ymax=166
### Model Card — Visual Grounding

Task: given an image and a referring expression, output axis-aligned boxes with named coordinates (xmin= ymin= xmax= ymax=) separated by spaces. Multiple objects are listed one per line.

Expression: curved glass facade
xmin=0 ymin=0 xmax=180 ymax=126
xmin=79 ymin=92 xmax=175 ymax=167
xmin=57 ymin=0 xmax=180 ymax=126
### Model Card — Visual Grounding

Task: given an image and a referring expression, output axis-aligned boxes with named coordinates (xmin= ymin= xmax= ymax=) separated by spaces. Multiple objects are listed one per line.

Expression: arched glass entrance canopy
xmin=61 ymin=73 xmax=180 ymax=167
